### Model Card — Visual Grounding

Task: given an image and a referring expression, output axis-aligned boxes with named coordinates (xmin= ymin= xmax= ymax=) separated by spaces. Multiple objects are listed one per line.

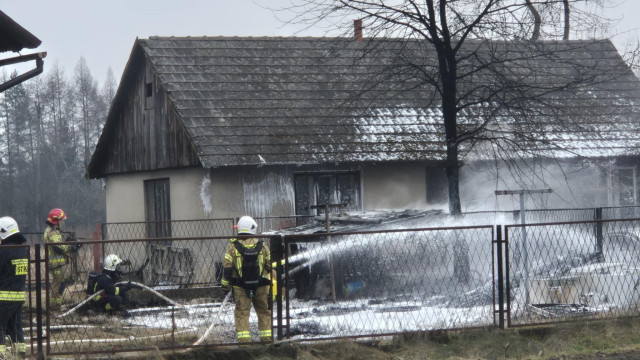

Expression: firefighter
xmin=44 ymin=208 xmax=71 ymax=307
xmin=0 ymin=217 xmax=28 ymax=357
xmin=90 ymin=254 xmax=132 ymax=312
xmin=221 ymin=216 xmax=273 ymax=343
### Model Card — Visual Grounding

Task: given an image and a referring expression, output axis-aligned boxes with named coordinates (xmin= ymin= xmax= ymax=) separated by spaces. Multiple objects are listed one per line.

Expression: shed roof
xmin=89 ymin=37 xmax=640 ymax=177
xmin=0 ymin=10 xmax=41 ymax=53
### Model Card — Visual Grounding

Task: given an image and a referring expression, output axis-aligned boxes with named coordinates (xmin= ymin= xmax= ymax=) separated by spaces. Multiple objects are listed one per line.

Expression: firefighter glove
xmin=52 ymin=245 xmax=65 ymax=255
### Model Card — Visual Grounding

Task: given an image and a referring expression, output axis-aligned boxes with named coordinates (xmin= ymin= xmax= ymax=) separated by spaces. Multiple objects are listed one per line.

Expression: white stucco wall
xmin=104 ymin=166 xmax=298 ymax=223
xmin=105 ymin=168 xmax=213 ymax=223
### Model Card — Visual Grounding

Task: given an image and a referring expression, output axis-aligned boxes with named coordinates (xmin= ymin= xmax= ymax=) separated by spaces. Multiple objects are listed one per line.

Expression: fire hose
xmin=57 ymin=281 xmax=183 ymax=318
xmin=192 ymin=290 xmax=232 ymax=346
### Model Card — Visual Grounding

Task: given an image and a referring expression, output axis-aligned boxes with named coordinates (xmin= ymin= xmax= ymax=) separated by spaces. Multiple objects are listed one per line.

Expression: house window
xmin=426 ymin=167 xmax=448 ymax=205
xmin=294 ymin=172 xmax=361 ymax=215
xmin=144 ymin=178 xmax=171 ymax=238
xmin=145 ymin=82 xmax=153 ymax=97
xmin=611 ymin=168 xmax=638 ymax=206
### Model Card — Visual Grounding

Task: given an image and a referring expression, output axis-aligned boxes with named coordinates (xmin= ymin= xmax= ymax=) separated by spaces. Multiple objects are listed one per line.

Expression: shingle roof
xmin=0 ymin=10 xmax=41 ymax=53
xmin=97 ymin=36 xmax=640 ymax=173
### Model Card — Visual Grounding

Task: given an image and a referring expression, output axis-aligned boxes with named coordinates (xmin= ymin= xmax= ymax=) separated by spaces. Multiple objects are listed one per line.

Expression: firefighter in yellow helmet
xmin=44 ymin=208 xmax=70 ymax=307
xmin=221 ymin=216 xmax=272 ymax=343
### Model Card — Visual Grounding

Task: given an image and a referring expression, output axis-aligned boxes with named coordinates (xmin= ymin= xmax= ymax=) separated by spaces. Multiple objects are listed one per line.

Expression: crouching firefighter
xmin=221 ymin=216 xmax=272 ymax=343
xmin=88 ymin=254 xmax=132 ymax=312
xmin=0 ymin=217 xmax=28 ymax=357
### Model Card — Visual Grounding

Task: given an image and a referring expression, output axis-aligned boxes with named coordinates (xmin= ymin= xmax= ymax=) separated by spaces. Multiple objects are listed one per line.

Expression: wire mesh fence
xmin=37 ymin=225 xmax=500 ymax=356
xmin=18 ymin=207 xmax=640 ymax=357
xmin=505 ymin=218 xmax=640 ymax=327
xmin=280 ymin=226 xmax=496 ymax=339
xmin=101 ymin=219 xmax=236 ymax=240
xmin=41 ymin=236 xmax=247 ymax=356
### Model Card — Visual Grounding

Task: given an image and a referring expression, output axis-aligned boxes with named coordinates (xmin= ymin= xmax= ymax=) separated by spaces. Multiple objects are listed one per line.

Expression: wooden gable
xmin=89 ymin=45 xmax=200 ymax=177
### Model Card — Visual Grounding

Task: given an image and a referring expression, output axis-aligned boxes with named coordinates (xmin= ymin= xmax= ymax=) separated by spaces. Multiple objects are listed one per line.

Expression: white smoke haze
xmin=459 ymin=158 xmax=608 ymax=213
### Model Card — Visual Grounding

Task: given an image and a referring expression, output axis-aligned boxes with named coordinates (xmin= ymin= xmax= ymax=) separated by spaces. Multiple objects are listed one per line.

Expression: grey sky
xmin=3 ymin=0 xmax=640 ymax=85
xmin=2 ymin=0 xmax=315 ymax=83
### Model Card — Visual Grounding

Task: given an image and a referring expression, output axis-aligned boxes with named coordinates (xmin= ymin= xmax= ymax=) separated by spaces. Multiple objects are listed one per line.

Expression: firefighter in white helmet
xmin=89 ymin=254 xmax=133 ymax=312
xmin=0 ymin=217 xmax=28 ymax=357
xmin=221 ymin=216 xmax=272 ymax=343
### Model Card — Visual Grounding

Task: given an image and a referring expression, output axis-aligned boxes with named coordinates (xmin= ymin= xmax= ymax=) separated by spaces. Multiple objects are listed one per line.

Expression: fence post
xmin=34 ymin=244 xmax=44 ymax=360
xmin=594 ymin=207 xmax=603 ymax=256
xmin=495 ymin=226 xmax=505 ymax=329
xmin=93 ymin=223 xmax=102 ymax=272
xmin=271 ymin=235 xmax=284 ymax=340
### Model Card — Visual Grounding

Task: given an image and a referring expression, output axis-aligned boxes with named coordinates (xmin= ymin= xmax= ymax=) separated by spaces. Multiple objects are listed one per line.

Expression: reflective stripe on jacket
xmin=0 ymin=290 xmax=25 ymax=301
xmin=0 ymin=234 xmax=28 ymax=303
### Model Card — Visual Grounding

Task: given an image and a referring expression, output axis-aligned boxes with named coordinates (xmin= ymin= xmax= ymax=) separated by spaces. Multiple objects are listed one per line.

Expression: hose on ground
xmin=57 ymin=281 xmax=183 ymax=318
xmin=193 ymin=290 xmax=232 ymax=346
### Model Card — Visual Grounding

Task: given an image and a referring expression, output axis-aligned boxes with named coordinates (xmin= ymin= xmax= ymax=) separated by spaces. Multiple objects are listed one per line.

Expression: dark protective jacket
xmin=0 ymin=233 xmax=28 ymax=302
xmin=93 ymin=270 xmax=127 ymax=298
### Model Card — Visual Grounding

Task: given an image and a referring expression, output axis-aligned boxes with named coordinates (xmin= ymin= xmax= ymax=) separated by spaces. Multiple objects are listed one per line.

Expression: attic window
xmin=145 ymin=82 xmax=153 ymax=97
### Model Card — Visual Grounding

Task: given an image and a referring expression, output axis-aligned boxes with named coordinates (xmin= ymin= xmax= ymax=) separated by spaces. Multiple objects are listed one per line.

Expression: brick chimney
xmin=354 ymin=19 xmax=363 ymax=42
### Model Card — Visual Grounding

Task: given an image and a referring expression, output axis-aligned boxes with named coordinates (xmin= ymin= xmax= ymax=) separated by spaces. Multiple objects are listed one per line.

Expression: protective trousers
xmin=50 ymin=263 xmax=70 ymax=306
xmin=232 ymin=285 xmax=272 ymax=343
xmin=0 ymin=302 xmax=25 ymax=357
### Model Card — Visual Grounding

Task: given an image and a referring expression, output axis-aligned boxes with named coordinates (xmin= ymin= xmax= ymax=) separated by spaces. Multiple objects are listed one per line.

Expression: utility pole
xmin=495 ymin=189 xmax=553 ymax=306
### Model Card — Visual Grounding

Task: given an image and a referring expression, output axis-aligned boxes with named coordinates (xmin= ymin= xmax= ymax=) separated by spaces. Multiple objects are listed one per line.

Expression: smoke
xmin=458 ymin=158 xmax=608 ymax=212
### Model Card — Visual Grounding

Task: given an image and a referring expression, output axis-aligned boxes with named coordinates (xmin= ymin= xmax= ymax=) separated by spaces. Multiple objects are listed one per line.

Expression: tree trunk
xmin=439 ymin=49 xmax=462 ymax=216
xmin=563 ymin=0 xmax=570 ymax=40
xmin=526 ymin=0 xmax=541 ymax=41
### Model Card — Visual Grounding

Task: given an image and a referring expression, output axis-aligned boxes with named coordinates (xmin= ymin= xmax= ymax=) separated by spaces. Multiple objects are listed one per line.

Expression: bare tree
xmin=74 ymin=57 xmax=100 ymax=169
xmin=526 ymin=0 xmax=542 ymax=40
xmin=282 ymin=0 xmax=620 ymax=216
xmin=102 ymin=68 xmax=117 ymax=104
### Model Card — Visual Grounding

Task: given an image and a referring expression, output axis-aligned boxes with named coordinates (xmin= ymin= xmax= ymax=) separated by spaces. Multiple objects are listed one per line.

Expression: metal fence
xmin=101 ymin=219 xmax=235 ymax=240
xmin=35 ymin=225 xmax=498 ymax=357
xmin=40 ymin=236 xmax=238 ymax=357
xmin=462 ymin=206 xmax=640 ymax=225
xmin=504 ymin=217 xmax=640 ymax=327
xmin=16 ymin=206 xmax=640 ymax=357
xmin=276 ymin=226 xmax=496 ymax=340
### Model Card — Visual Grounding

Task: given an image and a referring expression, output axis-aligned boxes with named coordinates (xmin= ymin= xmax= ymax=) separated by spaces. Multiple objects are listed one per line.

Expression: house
xmin=87 ymin=36 xmax=640 ymax=235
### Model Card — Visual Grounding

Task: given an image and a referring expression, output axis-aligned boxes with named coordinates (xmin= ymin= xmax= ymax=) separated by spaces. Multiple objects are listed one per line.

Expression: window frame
xmin=144 ymin=178 xmax=172 ymax=239
xmin=294 ymin=171 xmax=361 ymax=216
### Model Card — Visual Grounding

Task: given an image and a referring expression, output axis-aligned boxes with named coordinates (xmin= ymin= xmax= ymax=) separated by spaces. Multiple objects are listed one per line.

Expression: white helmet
xmin=237 ymin=216 xmax=258 ymax=235
xmin=103 ymin=254 xmax=123 ymax=271
xmin=0 ymin=217 xmax=19 ymax=240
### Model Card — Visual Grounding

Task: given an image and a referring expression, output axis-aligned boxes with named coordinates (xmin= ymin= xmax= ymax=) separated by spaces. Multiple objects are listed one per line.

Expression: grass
xmin=144 ymin=317 xmax=640 ymax=360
